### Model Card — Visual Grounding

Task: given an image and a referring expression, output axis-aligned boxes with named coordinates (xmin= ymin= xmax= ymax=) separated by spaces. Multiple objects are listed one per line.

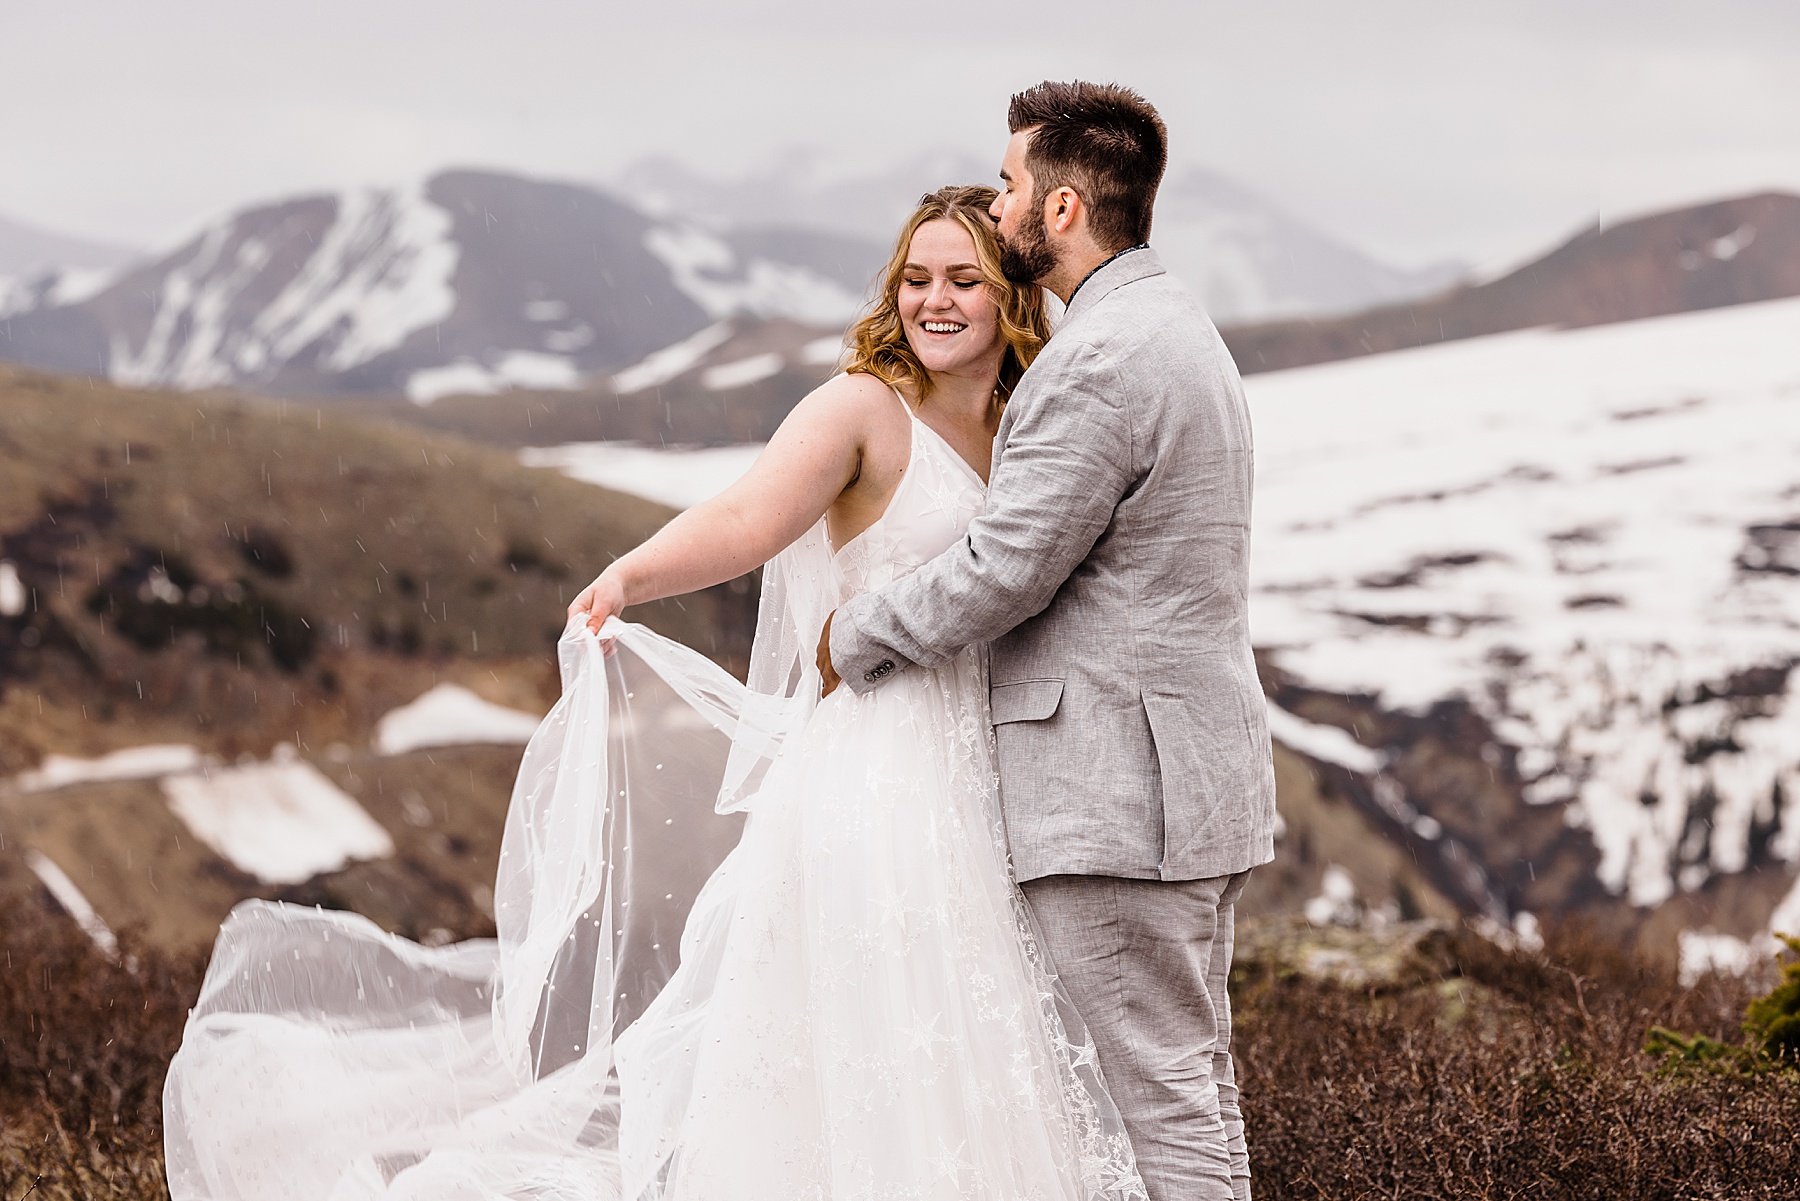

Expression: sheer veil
xmin=163 ymin=525 xmax=842 ymax=1198
xmin=164 ymin=515 xmax=1142 ymax=1200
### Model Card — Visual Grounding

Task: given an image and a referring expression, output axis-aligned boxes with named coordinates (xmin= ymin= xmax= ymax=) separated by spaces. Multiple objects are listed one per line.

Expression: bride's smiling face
xmin=898 ymin=219 xmax=1004 ymax=379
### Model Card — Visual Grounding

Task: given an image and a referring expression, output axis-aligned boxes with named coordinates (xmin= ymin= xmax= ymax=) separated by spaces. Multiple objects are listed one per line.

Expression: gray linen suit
xmin=830 ymin=247 xmax=1276 ymax=1201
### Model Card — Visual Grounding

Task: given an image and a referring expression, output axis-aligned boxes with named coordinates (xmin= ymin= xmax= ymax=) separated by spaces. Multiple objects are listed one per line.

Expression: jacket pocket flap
xmin=990 ymin=679 xmax=1065 ymax=724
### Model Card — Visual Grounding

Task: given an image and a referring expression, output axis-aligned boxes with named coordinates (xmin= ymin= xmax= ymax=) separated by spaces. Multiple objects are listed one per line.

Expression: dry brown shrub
xmin=4 ymin=901 xmax=1797 ymax=1200
xmin=0 ymin=904 xmax=201 ymax=1200
xmin=1235 ymin=921 xmax=1800 ymax=1200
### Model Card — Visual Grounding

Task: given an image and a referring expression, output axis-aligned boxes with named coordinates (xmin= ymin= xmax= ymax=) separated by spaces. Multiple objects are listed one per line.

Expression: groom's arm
xmin=829 ymin=341 xmax=1132 ymax=693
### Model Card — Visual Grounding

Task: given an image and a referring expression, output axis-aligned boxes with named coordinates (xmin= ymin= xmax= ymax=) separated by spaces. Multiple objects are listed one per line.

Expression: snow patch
xmin=25 ymin=852 xmax=118 ymax=957
xmin=406 ymin=351 xmax=581 ymax=404
xmin=519 ymin=441 xmax=764 ymax=510
xmin=645 ymin=225 xmax=862 ymax=325
xmin=0 ymin=560 xmax=24 ymax=617
xmin=701 ymin=352 xmax=783 ymax=391
xmin=802 ymin=334 xmax=847 ymax=367
xmin=1710 ymin=225 xmax=1755 ymax=261
xmin=1679 ymin=930 xmax=1762 ymax=985
xmin=1304 ymin=865 xmax=1359 ymax=927
xmin=161 ymin=746 xmax=394 ymax=884
xmin=1680 ymin=869 xmax=1800 ymax=984
xmin=1266 ymin=704 xmax=1387 ymax=774
xmin=611 ymin=322 xmax=735 ymax=394
xmin=0 ymin=266 xmax=114 ymax=318
xmin=375 ymin=684 xmax=543 ymax=756
xmin=10 ymin=744 xmax=206 ymax=793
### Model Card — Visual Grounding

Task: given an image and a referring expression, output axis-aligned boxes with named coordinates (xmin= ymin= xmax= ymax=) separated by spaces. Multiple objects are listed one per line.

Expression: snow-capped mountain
xmin=0 ymin=170 xmax=872 ymax=402
xmin=611 ymin=150 xmax=1465 ymax=324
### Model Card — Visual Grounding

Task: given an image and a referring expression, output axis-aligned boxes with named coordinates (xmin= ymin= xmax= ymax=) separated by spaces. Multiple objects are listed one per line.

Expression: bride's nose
xmin=925 ymin=280 xmax=954 ymax=309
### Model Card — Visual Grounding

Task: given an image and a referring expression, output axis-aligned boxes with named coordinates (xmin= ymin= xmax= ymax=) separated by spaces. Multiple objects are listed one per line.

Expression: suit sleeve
xmin=830 ymin=341 xmax=1132 ymax=692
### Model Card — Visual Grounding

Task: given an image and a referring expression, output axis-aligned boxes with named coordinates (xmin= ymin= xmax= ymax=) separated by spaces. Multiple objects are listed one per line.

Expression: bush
xmin=4 ymin=903 xmax=1797 ymax=1200
xmin=0 ymin=904 xmax=201 ymax=1200
xmin=1236 ymin=921 xmax=1800 ymax=1200
xmin=1647 ymin=932 xmax=1800 ymax=1073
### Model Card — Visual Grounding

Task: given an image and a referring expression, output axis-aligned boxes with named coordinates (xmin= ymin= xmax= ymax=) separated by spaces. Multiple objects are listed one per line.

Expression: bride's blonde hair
xmin=844 ymin=185 xmax=1049 ymax=401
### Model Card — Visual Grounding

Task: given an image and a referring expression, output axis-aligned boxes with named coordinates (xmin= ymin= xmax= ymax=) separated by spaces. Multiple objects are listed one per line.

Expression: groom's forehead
xmin=1002 ymin=130 xmax=1034 ymax=175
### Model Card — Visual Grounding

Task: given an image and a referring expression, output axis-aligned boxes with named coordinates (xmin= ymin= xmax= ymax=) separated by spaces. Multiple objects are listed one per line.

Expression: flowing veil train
xmin=164 ymin=501 xmax=1146 ymax=1199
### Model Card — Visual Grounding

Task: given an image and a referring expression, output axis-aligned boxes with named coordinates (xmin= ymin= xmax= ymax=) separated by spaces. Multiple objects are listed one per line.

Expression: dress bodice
xmin=832 ymin=390 xmax=986 ymax=598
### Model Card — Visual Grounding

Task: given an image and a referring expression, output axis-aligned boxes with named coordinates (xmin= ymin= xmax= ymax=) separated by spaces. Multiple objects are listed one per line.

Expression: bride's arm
xmin=566 ymin=374 xmax=873 ymax=633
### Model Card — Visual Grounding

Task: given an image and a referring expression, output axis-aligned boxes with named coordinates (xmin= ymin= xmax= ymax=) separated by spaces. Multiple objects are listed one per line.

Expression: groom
xmin=818 ymin=81 xmax=1276 ymax=1201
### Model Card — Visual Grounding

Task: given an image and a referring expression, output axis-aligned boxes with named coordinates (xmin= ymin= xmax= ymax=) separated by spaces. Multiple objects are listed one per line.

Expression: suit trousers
xmin=1020 ymin=870 xmax=1254 ymax=1201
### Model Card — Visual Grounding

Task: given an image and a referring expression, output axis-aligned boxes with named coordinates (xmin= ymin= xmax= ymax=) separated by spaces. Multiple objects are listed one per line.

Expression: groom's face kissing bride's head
xmin=991 ymin=80 xmax=1168 ymax=295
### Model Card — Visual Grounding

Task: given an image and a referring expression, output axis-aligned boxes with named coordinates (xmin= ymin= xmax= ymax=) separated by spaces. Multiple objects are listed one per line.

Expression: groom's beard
xmin=998 ymin=212 xmax=1058 ymax=286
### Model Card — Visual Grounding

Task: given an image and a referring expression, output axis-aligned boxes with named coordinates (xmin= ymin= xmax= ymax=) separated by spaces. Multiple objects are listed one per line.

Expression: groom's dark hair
xmin=1008 ymin=80 xmax=1167 ymax=253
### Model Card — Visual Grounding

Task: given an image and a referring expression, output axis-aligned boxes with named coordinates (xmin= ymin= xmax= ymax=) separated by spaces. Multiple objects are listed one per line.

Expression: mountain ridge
xmin=1222 ymin=191 xmax=1800 ymax=373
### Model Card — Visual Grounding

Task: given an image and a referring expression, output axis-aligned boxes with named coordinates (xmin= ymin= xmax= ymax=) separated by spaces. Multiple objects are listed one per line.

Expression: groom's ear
xmin=1048 ymin=186 xmax=1084 ymax=236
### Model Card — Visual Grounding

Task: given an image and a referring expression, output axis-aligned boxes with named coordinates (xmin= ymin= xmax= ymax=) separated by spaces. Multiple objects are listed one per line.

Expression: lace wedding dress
xmin=163 ymin=387 xmax=1147 ymax=1201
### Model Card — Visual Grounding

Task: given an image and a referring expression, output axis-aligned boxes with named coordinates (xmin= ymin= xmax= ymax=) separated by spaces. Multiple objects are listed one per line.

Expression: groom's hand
xmin=817 ymin=611 xmax=842 ymax=697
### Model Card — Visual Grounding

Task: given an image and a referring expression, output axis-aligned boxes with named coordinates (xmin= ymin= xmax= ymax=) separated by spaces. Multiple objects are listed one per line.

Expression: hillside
xmin=0 ymin=365 xmax=756 ymax=948
xmin=1224 ymin=191 xmax=1800 ymax=373
xmin=1243 ymin=295 xmax=1800 ymax=969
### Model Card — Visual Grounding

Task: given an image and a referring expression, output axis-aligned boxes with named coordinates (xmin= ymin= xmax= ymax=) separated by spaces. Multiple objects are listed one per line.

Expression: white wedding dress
xmin=163 ymin=387 xmax=1147 ymax=1201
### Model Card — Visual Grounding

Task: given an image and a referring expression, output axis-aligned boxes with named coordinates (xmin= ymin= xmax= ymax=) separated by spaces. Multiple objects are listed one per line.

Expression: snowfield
xmin=1247 ymin=296 xmax=1800 ymax=939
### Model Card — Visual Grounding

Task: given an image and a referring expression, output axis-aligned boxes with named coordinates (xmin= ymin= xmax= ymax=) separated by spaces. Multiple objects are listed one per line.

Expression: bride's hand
xmin=568 ymin=568 xmax=628 ymax=636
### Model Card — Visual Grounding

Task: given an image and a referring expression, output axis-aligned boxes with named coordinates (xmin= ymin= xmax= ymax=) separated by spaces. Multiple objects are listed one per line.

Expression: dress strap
xmin=888 ymin=384 xmax=918 ymax=422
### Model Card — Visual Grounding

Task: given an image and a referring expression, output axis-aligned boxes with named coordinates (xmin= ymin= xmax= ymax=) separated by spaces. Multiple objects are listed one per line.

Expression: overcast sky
xmin=5 ymin=0 xmax=1798 ymax=270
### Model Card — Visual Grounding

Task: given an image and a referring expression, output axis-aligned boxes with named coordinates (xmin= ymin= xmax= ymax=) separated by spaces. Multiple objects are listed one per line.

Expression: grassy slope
xmin=0 ymin=365 xmax=756 ymax=768
xmin=0 ymin=365 xmax=759 ymax=948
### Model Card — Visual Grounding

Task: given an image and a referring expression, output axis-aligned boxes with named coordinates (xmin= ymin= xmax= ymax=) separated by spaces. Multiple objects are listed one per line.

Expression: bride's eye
xmin=904 ymin=278 xmax=928 ymax=288
xmin=953 ymin=280 xmax=980 ymax=290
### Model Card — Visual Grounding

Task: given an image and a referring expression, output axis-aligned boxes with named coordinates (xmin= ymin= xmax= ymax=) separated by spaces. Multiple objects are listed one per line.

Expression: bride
xmin=164 ymin=185 xmax=1147 ymax=1201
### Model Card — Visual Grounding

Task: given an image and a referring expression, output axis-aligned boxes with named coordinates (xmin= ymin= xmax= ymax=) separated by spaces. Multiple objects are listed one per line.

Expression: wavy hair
xmin=844 ymin=185 xmax=1048 ymax=401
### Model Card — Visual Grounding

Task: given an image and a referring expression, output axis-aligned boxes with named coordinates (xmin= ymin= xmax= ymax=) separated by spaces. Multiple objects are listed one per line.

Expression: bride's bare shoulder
xmin=780 ymin=371 xmax=904 ymax=437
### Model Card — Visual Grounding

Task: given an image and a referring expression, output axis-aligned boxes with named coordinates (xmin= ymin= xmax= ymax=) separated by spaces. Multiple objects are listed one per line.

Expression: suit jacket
xmin=830 ymin=248 xmax=1277 ymax=883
